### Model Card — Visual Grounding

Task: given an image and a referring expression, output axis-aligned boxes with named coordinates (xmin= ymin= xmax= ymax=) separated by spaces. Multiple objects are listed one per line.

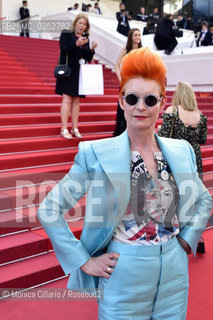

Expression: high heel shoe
xmin=61 ymin=128 xmax=73 ymax=139
xmin=197 ymin=236 xmax=205 ymax=254
xmin=71 ymin=128 xmax=82 ymax=139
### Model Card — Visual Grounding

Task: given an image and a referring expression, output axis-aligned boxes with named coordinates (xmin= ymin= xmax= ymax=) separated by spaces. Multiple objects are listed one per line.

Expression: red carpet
xmin=1 ymin=229 xmax=213 ymax=320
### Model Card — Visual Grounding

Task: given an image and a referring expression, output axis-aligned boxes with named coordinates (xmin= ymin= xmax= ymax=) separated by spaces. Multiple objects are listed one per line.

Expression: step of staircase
xmin=0 ymin=195 xmax=86 ymax=235
xmin=0 ymin=95 xmax=117 ymax=104
xmin=0 ymin=112 xmax=116 ymax=126
xmin=0 ymin=253 xmax=64 ymax=289
xmin=0 ymin=122 xmax=115 ymax=139
xmin=0 ymin=102 xmax=117 ymax=114
xmin=0 ymin=164 xmax=71 ymax=189
xmin=0 ymin=133 xmax=112 ymax=153
xmin=0 ymin=231 xmax=49 ymax=264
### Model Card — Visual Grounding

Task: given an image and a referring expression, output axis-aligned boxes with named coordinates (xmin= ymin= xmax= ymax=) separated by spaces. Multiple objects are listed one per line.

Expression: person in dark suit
xmin=143 ymin=17 xmax=157 ymax=35
xmin=185 ymin=16 xmax=194 ymax=30
xmin=149 ymin=7 xmax=160 ymax=25
xmin=209 ymin=25 xmax=213 ymax=45
xmin=176 ymin=14 xmax=186 ymax=29
xmin=55 ymin=13 xmax=97 ymax=139
xmin=154 ymin=14 xmax=178 ymax=55
xmin=116 ymin=2 xmax=130 ymax=37
xmin=137 ymin=7 xmax=148 ymax=22
xmin=196 ymin=21 xmax=212 ymax=46
xmin=68 ymin=3 xmax=79 ymax=11
xmin=19 ymin=1 xmax=30 ymax=37
xmin=93 ymin=2 xmax=102 ymax=14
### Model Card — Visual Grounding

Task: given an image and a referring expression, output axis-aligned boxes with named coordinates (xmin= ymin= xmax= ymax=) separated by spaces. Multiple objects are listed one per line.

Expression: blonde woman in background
xmin=158 ymin=81 xmax=208 ymax=253
xmin=158 ymin=81 xmax=207 ymax=181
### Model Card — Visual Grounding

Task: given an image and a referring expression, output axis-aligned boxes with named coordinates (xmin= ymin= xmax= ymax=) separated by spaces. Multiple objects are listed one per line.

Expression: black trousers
xmin=113 ymin=101 xmax=126 ymax=136
xmin=154 ymin=35 xmax=177 ymax=54
xmin=20 ymin=21 xmax=30 ymax=37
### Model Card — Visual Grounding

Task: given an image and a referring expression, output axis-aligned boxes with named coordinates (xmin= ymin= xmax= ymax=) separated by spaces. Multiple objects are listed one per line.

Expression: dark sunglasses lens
xmin=145 ymin=95 xmax=158 ymax=107
xmin=125 ymin=94 xmax=138 ymax=105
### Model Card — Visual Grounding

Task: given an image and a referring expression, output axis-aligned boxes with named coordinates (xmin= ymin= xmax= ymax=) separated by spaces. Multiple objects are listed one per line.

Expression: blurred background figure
xmin=149 ymin=7 xmax=160 ymax=25
xmin=154 ymin=14 xmax=178 ymax=55
xmin=143 ymin=17 xmax=157 ymax=35
xmin=176 ymin=13 xmax=186 ymax=29
xmin=209 ymin=25 xmax=213 ymax=45
xmin=19 ymin=0 xmax=30 ymax=37
xmin=196 ymin=21 xmax=212 ymax=46
xmin=158 ymin=81 xmax=208 ymax=253
xmin=86 ymin=4 xmax=92 ymax=12
xmin=185 ymin=16 xmax=194 ymax=30
xmin=68 ymin=3 xmax=79 ymax=11
xmin=137 ymin=7 xmax=148 ymax=22
xmin=113 ymin=28 xmax=142 ymax=136
xmin=116 ymin=2 xmax=130 ymax=36
xmin=92 ymin=2 xmax=102 ymax=15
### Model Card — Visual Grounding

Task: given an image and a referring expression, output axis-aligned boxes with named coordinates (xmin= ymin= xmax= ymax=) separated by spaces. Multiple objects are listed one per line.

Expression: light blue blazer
xmin=37 ymin=131 xmax=212 ymax=290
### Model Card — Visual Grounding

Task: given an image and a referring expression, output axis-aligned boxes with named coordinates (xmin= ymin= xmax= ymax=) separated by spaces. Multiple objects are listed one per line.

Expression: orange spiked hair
xmin=119 ymin=47 xmax=167 ymax=99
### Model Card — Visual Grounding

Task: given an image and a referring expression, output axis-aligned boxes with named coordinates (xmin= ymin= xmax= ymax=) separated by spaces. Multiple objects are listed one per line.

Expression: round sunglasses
xmin=122 ymin=93 xmax=163 ymax=108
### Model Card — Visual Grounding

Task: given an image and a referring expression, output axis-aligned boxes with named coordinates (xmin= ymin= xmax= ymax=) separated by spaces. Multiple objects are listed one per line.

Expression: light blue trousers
xmin=98 ymin=236 xmax=189 ymax=320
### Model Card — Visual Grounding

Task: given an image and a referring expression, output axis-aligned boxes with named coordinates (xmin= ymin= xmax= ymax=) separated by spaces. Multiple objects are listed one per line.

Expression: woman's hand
xmin=177 ymin=236 xmax=191 ymax=255
xmin=76 ymin=36 xmax=89 ymax=47
xmin=80 ymin=252 xmax=120 ymax=279
xmin=91 ymin=41 xmax=97 ymax=51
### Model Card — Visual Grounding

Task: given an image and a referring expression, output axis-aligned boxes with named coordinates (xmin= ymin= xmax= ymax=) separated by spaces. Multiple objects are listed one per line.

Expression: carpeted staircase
xmin=0 ymin=35 xmax=212 ymax=293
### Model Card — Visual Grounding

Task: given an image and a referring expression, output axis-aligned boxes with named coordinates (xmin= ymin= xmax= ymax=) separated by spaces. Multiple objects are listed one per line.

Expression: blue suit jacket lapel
xmin=155 ymin=133 xmax=186 ymax=185
xmin=91 ymin=130 xmax=131 ymax=222
xmin=155 ymin=133 xmax=194 ymax=218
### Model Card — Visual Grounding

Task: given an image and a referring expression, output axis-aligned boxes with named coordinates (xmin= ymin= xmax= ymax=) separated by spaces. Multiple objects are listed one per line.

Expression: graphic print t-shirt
xmin=112 ymin=151 xmax=180 ymax=245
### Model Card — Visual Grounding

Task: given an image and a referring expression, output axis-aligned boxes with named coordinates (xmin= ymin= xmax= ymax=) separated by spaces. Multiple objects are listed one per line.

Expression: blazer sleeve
xmin=203 ymin=32 xmax=212 ymax=46
xmin=116 ymin=12 xmax=122 ymax=22
xmin=19 ymin=8 xmax=24 ymax=19
xmin=178 ymin=140 xmax=212 ymax=256
xmin=59 ymin=31 xmax=78 ymax=54
xmin=81 ymin=42 xmax=95 ymax=62
xmin=37 ymin=142 xmax=91 ymax=275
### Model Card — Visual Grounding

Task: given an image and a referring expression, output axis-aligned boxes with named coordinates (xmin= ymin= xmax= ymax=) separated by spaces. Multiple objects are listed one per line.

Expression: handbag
xmin=54 ymin=54 xmax=71 ymax=79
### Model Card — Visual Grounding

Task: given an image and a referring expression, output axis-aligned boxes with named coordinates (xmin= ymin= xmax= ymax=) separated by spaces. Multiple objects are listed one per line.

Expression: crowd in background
xmin=115 ymin=2 xmax=213 ymax=48
xmin=68 ymin=1 xmax=102 ymax=15
xmin=20 ymin=0 xmax=213 ymax=48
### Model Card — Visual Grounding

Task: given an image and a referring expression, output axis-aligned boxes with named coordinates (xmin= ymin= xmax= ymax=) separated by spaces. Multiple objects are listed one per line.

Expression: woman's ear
xmin=119 ymin=96 xmax=125 ymax=110
xmin=160 ymin=96 xmax=167 ymax=111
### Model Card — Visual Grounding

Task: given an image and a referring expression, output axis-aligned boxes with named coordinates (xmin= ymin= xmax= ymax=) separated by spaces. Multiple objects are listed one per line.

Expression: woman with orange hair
xmin=38 ymin=47 xmax=212 ymax=319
